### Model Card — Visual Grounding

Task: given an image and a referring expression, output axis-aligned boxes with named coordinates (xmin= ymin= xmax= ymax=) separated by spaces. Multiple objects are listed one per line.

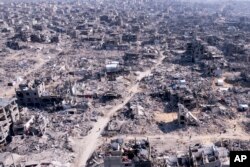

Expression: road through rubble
xmin=73 ymin=51 xmax=165 ymax=167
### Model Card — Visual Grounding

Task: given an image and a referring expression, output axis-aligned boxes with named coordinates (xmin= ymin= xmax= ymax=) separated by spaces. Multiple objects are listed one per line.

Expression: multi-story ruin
xmin=104 ymin=139 xmax=152 ymax=167
xmin=189 ymin=143 xmax=226 ymax=167
xmin=16 ymin=80 xmax=63 ymax=107
xmin=16 ymin=79 xmax=45 ymax=106
xmin=0 ymin=98 xmax=20 ymax=144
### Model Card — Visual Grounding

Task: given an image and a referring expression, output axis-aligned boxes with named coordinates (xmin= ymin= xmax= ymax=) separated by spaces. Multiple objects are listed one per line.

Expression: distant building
xmin=122 ymin=33 xmax=137 ymax=43
xmin=106 ymin=61 xmax=120 ymax=73
xmin=123 ymin=52 xmax=140 ymax=61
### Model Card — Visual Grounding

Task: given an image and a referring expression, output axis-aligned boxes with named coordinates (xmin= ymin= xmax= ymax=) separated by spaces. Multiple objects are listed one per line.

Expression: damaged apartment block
xmin=165 ymin=143 xmax=229 ymax=167
xmin=0 ymin=98 xmax=20 ymax=144
xmin=104 ymin=138 xmax=152 ymax=167
xmin=15 ymin=79 xmax=63 ymax=107
xmin=189 ymin=143 xmax=226 ymax=167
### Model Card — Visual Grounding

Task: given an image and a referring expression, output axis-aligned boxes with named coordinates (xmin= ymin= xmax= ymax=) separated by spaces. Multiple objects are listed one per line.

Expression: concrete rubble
xmin=87 ymin=138 xmax=250 ymax=167
xmin=0 ymin=0 xmax=249 ymax=166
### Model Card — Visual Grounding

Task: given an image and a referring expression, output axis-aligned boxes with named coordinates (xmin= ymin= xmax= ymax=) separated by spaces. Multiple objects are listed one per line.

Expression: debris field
xmin=0 ymin=0 xmax=250 ymax=167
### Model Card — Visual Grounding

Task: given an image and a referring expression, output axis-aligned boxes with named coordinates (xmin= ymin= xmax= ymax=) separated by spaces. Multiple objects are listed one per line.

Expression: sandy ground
xmin=0 ymin=47 xmax=58 ymax=97
xmin=106 ymin=125 xmax=250 ymax=153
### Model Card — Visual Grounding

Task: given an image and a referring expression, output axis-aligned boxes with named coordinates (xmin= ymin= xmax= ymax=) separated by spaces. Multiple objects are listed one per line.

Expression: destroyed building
xmin=123 ymin=52 xmax=140 ymax=65
xmin=189 ymin=143 xmax=225 ymax=167
xmin=0 ymin=98 xmax=20 ymax=144
xmin=178 ymin=103 xmax=199 ymax=126
xmin=101 ymin=91 xmax=122 ymax=103
xmin=122 ymin=33 xmax=137 ymax=43
xmin=163 ymin=142 xmax=230 ymax=167
xmin=103 ymin=139 xmax=152 ymax=167
xmin=150 ymin=82 xmax=196 ymax=110
xmin=16 ymin=80 xmax=63 ymax=107
xmin=6 ymin=40 xmax=22 ymax=50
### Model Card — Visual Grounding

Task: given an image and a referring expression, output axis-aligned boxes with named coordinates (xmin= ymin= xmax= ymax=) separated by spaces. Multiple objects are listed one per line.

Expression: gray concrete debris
xmin=0 ymin=0 xmax=250 ymax=166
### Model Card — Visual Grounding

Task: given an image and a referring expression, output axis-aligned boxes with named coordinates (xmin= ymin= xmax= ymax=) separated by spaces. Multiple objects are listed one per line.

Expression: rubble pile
xmin=0 ymin=0 xmax=249 ymax=166
xmin=104 ymin=93 xmax=161 ymax=136
xmin=49 ymin=112 xmax=93 ymax=137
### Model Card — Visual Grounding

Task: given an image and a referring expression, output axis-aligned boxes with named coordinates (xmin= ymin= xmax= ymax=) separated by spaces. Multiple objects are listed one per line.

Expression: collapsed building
xmin=123 ymin=52 xmax=140 ymax=66
xmin=122 ymin=33 xmax=137 ymax=43
xmin=101 ymin=91 xmax=122 ymax=103
xmin=150 ymin=82 xmax=196 ymax=111
xmin=6 ymin=40 xmax=22 ymax=50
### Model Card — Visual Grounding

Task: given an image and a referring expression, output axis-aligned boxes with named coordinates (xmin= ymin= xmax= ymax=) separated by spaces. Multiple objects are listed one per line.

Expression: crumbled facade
xmin=0 ymin=98 xmax=20 ymax=144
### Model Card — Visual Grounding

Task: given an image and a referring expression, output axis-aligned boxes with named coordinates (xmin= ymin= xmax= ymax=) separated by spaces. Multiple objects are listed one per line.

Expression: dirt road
xmin=109 ymin=130 xmax=250 ymax=142
xmin=72 ymin=50 xmax=164 ymax=167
